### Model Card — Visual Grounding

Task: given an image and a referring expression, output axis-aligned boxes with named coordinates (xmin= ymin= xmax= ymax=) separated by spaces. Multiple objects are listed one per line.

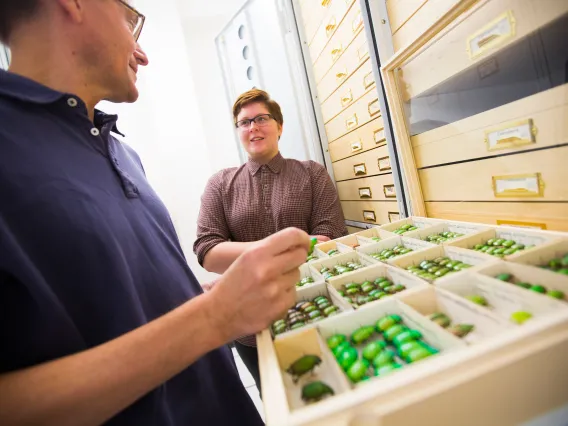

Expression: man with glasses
xmin=0 ymin=1 xmax=307 ymax=425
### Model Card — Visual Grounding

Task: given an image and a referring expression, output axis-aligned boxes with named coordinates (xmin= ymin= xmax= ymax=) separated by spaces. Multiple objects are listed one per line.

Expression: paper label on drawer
xmin=358 ymin=187 xmax=372 ymax=199
xmin=467 ymin=11 xmax=516 ymax=59
xmin=388 ymin=212 xmax=400 ymax=222
xmin=363 ymin=210 xmax=376 ymax=222
xmin=383 ymin=184 xmax=396 ymax=198
xmin=374 ymin=128 xmax=386 ymax=144
xmin=353 ymin=163 xmax=367 ymax=176
xmin=378 ymin=156 xmax=391 ymax=171
xmin=350 ymin=140 xmax=363 ymax=152
xmin=485 ymin=119 xmax=536 ymax=151
xmin=496 ymin=220 xmax=547 ymax=230
xmin=492 ymin=173 xmax=544 ymax=198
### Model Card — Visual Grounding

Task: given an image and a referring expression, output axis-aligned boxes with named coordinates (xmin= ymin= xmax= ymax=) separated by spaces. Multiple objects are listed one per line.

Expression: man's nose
xmin=134 ymin=44 xmax=150 ymax=66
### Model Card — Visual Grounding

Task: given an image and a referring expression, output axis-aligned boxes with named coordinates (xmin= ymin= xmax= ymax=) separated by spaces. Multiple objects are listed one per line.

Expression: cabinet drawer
xmin=312 ymin=2 xmax=364 ymax=83
xmin=316 ymin=30 xmax=369 ymax=104
xmin=321 ymin=59 xmax=375 ymax=123
xmin=419 ymin=146 xmax=568 ymax=202
xmin=341 ymin=200 xmax=400 ymax=224
xmin=329 ymin=116 xmax=386 ymax=162
xmin=412 ymin=85 xmax=568 ymax=168
xmin=337 ymin=174 xmax=397 ymax=201
xmin=391 ymin=0 xmax=459 ymax=51
xmin=426 ymin=202 xmax=568 ymax=232
xmin=324 ymin=87 xmax=381 ymax=143
xmin=332 ymin=144 xmax=391 ymax=182
xmin=387 ymin=0 xmax=428 ymax=34
xmin=347 ymin=225 xmax=367 ymax=234
xmin=299 ymin=0 xmax=329 ymax=45
xmin=399 ymin=0 xmax=568 ymax=99
xmin=309 ymin=0 xmax=357 ymax=65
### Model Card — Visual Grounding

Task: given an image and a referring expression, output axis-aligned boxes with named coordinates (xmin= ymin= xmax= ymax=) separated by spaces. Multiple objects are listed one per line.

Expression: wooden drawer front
xmin=324 ymin=88 xmax=381 ymax=143
xmin=341 ymin=200 xmax=400 ymax=224
xmin=419 ymin=146 xmax=568 ymax=202
xmin=320 ymin=59 xmax=375 ymax=123
xmin=387 ymin=0 xmax=428 ymax=34
xmin=332 ymin=144 xmax=391 ymax=182
xmin=412 ymin=85 xmax=568 ymax=168
xmin=329 ymin=116 xmax=386 ymax=162
xmin=337 ymin=174 xmax=396 ymax=201
xmin=312 ymin=2 xmax=364 ymax=83
xmin=316 ymin=30 xmax=369 ymax=104
xmin=309 ymin=0 xmax=357 ymax=66
xmin=347 ymin=225 xmax=366 ymax=234
xmin=391 ymin=0 xmax=459 ymax=51
xmin=399 ymin=0 xmax=568 ymax=99
xmin=299 ymin=0 xmax=329 ymax=45
xmin=426 ymin=202 xmax=568 ymax=232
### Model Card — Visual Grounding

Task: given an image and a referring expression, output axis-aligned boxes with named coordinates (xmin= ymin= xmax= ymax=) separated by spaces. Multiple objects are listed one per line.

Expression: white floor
xmin=232 ymin=347 xmax=265 ymax=421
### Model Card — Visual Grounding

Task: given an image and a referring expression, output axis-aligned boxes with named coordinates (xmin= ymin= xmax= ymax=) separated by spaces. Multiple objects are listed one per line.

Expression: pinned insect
xmin=301 ymin=381 xmax=335 ymax=403
xmin=286 ymin=355 xmax=322 ymax=383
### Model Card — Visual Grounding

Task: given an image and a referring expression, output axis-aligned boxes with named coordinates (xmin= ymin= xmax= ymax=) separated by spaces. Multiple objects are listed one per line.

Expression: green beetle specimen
xmin=429 ymin=312 xmax=451 ymax=328
xmin=383 ymin=324 xmax=409 ymax=342
xmin=307 ymin=237 xmax=318 ymax=256
xmin=347 ymin=359 xmax=370 ymax=383
xmin=286 ymin=355 xmax=322 ymax=383
xmin=466 ymin=295 xmax=488 ymax=306
xmin=376 ymin=314 xmax=402 ymax=332
xmin=447 ymin=324 xmax=474 ymax=338
xmin=393 ymin=329 xmax=422 ymax=347
xmin=333 ymin=341 xmax=352 ymax=357
xmin=301 ymin=381 xmax=334 ymax=403
xmin=374 ymin=363 xmax=402 ymax=376
xmin=350 ymin=326 xmax=375 ymax=345
xmin=338 ymin=347 xmax=358 ymax=370
xmin=362 ymin=340 xmax=387 ymax=361
xmin=406 ymin=347 xmax=434 ymax=363
xmin=327 ymin=334 xmax=347 ymax=351
xmin=372 ymin=349 xmax=396 ymax=368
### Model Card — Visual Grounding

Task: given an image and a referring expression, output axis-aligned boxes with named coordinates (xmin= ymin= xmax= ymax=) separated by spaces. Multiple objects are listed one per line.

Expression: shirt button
xmin=264 ymin=184 xmax=269 ymax=189
xmin=90 ymin=128 xmax=100 ymax=136
xmin=67 ymin=98 xmax=78 ymax=107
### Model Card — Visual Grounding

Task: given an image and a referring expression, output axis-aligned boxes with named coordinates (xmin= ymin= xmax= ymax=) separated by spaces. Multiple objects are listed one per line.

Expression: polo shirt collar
xmin=0 ymin=69 xmax=124 ymax=136
xmin=247 ymin=152 xmax=285 ymax=176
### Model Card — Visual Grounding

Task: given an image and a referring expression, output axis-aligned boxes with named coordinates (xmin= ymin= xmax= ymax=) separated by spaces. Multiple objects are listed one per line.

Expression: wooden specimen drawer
xmin=321 ymin=59 xmax=375 ymax=123
xmin=332 ymin=144 xmax=391 ymax=182
xmin=336 ymin=174 xmax=397 ymax=201
xmin=426 ymin=202 xmax=568 ymax=232
xmin=299 ymin=0 xmax=329 ymax=45
xmin=412 ymin=85 xmax=568 ymax=168
xmin=391 ymin=0 xmax=459 ymax=51
xmin=419 ymin=145 xmax=568 ymax=202
xmin=329 ymin=116 xmax=386 ymax=162
xmin=399 ymin=0 xmax=568 ymax=99
xmin=316 ymin=30 xmax=369 ymax=104
xmin=346 ymin=225 xmax=366 ymax=234
xmin=308 ymin=0 xmax=356 ymax=65
xmin=312 ymin=2 xmax=364 ymax=84
xmin=325 ymin=87 xmax=381 ymax=143
xmin=340 ymin=200 xmax=400 ymax=224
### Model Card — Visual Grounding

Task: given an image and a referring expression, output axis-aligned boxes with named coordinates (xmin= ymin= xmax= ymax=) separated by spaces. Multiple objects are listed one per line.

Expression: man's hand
xmin=311 ymin=235 xmax=330 ymax=243
xmin=208 ymin=228 xmax=310 ymax=339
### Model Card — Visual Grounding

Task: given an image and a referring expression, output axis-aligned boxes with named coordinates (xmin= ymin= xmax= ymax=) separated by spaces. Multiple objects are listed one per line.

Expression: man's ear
xmin=55 ymin=0 xmax=85 ymax=24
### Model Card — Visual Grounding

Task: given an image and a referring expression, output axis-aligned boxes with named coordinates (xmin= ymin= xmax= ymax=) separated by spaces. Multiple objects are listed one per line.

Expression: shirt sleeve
xmin=308 ymin=162 xmax=348 ymax=239
xmin=193 ymin=171 xmax=232 ymax=266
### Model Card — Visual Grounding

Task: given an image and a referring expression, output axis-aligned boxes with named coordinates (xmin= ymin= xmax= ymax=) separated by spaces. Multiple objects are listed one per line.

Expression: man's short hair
xmin=232 ymin=89 xmax=284 ymax=127
xmin=0 ymin=0 xmax=41 ymax=44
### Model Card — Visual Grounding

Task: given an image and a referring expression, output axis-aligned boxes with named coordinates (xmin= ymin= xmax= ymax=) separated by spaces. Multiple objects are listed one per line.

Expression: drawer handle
xmin=321 ymin=0 xmax=332 ymax=7
xmin=363 ymin=71 xmax=374 ymax=89
xmin=368 ymin=99 xmax=380 ymax=117
xmin=388 ymin=212 xmax=400 ymax=223
xmin=345 ymin=114 xmax=358 ymax=130
xmin=485 ymin=118 xmax=537 ymax=151
xmin=378 ymin=156 xmax=391 ymax=171
xmin=353 ymin=163 xmax=367 ymax=176
xmin=326 ymin=17 xmax=337 ymax=38
xmin=363 ymin=210 xmax=376 ymax=222
xmin=492 ymin=173 xmax=544 ymax=198
xmin=466 ymin=10 xmax=516 ymax=59
xmin=383 ymin=184 xmax=396 ymax=198
xmin=358 ymin=187 xmax=372 ymax=199
xmin=336 ymin=69 xmax=348 ymax=83
xmin=374 ymin=128 xmax=386 ymax=145
xmin=351 ymin=140 xmax=363 ymax=153
xmin=352 ymin=10 xmax=363 ymax=33
xmin=358 ymin=44 xmax=369 ymax=62
xmin=341 ymin=89 xmax=354 ymax=107
xmin=331 ymin=45 xmax=343 ymax=62
xmin=496 ymin=220 xmax=547 ymax=230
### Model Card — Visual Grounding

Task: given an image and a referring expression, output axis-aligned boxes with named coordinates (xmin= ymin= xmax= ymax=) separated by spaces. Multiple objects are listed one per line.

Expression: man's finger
xmin=260 ymin=228 xmax=310 ymax=257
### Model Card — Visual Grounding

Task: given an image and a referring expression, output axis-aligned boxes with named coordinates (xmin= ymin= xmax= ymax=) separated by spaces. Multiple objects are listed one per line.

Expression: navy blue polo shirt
xmin=0 ymin=70 xmax=263 ymax=426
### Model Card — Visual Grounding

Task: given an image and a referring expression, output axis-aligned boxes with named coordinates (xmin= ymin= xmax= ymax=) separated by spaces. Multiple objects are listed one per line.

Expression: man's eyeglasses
xmin=117 ymin=0 xmax=146 ymax=41
xmin=235 ymin=114 xmax=274 ymax=129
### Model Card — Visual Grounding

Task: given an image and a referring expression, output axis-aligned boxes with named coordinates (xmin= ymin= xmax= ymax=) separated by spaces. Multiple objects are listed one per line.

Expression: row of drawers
xmin=300 ymin=0 xmax=355 ymax=49
xmin=397 ymin=0 xmax=568 ymax=100
xmin=332 ymin=144 xmax=392 ymax=182
xmin=341 ymin=199 xmax=568 ymax=232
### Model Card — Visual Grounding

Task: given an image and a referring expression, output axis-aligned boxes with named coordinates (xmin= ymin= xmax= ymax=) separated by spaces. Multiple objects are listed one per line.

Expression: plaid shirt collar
xmin=247 ymin=152 xmax=285 ymax=176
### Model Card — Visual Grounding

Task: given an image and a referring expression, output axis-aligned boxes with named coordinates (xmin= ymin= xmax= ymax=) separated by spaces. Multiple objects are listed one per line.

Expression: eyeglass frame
xmin=235 ymin=113 xmax=275 ymax=129
xmin=117 ymin=0 xmax=146 ymax=41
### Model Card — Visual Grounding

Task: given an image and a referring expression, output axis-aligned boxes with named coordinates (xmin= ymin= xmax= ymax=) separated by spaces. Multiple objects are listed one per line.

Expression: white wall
xmin=99 ymin=0 xmax=221 ymax=284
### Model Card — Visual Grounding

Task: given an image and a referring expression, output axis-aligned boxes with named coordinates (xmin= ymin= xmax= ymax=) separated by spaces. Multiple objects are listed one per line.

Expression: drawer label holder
xmin=351 ymin=140 xmax=363 ymax=153
xmin=484 ymin=118 xmax=537 ymax=151
xmin=492 ymin=172 xmax=544 ymax=198
xmin=363 ymin=210 xmax=377 ymax=222
xmin=378 ymin=156 xmax=391 ymax=171
xmin=353 ymin=163 xmax=367 ymax=176
xmin=496 ymin=220 xmax=547 ymax=230
xmin=358 ymin=187 xmax=372 ymax=199
xmin=374 ymin=128 xmax=386 ymax=145
xmin=466 ymin=10 xmax=516 ymax=59
xmin=388 ymin=212 xmax=400 ymax=223
xmin=383 ymin=184 xmax=396 ymax=198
